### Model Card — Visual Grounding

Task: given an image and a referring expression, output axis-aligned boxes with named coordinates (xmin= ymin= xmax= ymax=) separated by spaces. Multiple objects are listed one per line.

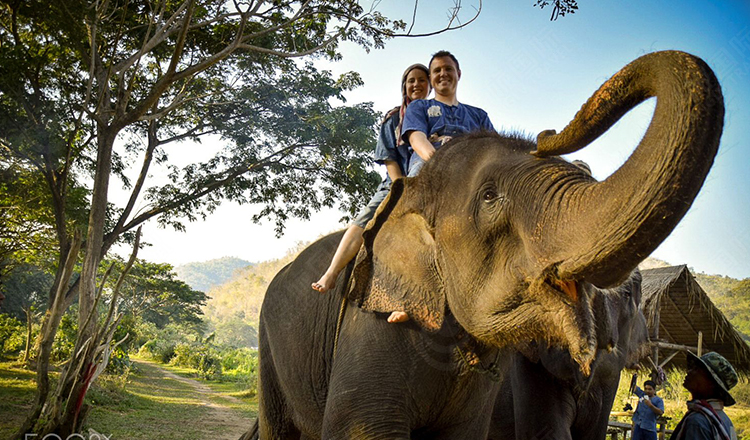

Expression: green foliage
xmin=0 ymin=264 xmax=53 ymax=320
xmin=138 ymin=339 xmax=177 ymax=364
xmin=171 ymin=343 xmax=222 ymax=380
xmin=212 ymin=316 xmax=258 ymax=349
xmin=105 ymin=345 xmax=135 ymax=376
xmin=108 ymin=258 xmax=209 ymax=328
xmin=218 ymin=348 xmax=259 ymax=395
xmin=51 ymin=311 xmax=78 ymax=362
xmin=0 ymin=314 xmax=24 ymax=355
xmin=136 ymin=321 xmax=204 ymax=363
xmin=175 ymin=257 xmax=252 ymax=293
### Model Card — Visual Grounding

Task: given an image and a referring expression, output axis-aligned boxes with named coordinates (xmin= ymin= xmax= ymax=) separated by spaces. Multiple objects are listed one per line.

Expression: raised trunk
xmin=534 ymin=51 xmax=723 ymax=287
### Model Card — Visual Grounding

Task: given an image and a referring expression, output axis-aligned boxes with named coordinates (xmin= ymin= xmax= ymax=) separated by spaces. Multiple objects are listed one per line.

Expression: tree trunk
xmin=13 ymin=235 xmax=81 ymax=438
xmin=23 ymin=305 xmax=33 ymax=364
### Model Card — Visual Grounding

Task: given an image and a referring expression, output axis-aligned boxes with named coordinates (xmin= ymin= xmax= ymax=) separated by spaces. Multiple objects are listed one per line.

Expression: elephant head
xmin=348 ymin=51 xmax=723 ymax=373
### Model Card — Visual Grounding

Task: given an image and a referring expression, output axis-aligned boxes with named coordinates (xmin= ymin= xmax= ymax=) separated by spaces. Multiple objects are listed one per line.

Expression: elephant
xmin=487 ymin=269 xmax=649 ymax=440
xmin=244 ymin=51 xmax=723 ymax=439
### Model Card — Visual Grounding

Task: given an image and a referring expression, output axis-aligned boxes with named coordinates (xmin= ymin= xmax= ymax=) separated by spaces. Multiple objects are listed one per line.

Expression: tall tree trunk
xmin=23 ymin=305 xmax=33 ymax=364
xmin=37 ymin=128 xmax=117 ymax=437
xmin=13 ymin=235 xmax=81 ymax=438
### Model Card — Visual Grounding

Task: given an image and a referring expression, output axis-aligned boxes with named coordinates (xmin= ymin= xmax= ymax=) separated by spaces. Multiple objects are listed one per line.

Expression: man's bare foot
xmin=311 ymin=271 xmax=338 ymax=293
xmin=387 ymin=311 xmax=410 ymax=323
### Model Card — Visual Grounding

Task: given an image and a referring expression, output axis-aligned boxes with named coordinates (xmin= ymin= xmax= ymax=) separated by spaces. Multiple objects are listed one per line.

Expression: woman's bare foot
xmin=387 ymin=311 xmax=410 ymax=323
xmin=311 ymin=271 xmax=338 ymax=293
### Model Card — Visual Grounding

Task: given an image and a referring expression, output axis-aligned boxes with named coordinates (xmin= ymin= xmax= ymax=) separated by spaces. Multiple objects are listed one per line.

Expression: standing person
xmin=671 ymin=352 xmax=739 ymax=440
xmin=311 ymin=63 xmax=430 ymax=324
xmin=401 ymin=50 xmax=495 ymax=176
xmin=632 ymin=380 xmax=665 ymax=440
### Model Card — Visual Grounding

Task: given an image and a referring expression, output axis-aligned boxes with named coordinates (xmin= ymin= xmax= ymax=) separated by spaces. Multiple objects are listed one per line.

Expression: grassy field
xmin=0 ymin=359 xmax=40 ymax=439
xmin=0 ymin=357 xmax=258 ymax=440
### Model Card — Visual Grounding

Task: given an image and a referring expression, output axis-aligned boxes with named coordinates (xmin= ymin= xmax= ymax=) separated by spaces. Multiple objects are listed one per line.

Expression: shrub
xmin=0 ymin=314 xmax=25 ymax=355
xmin=170 ymin=342 xmax=222 ymax=380
xmin=51 ymin=312 xmax=78 ymax=362
xmin=106 ymin=345 xmax=135 ymax=376
xmin=218 ymin=347 xmax=258 ymax=395
xmin=138 ymin=339 xmax=176 ymax=363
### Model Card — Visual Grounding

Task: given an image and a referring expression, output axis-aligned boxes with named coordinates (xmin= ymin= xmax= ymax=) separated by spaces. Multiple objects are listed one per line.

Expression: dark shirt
xmin=374 ymin=112 xmax=409 ymax=190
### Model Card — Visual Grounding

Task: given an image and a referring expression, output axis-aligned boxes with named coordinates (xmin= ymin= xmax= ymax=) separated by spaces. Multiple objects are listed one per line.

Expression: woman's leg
xmin=311 ymin=224 xmax=364 ymax=293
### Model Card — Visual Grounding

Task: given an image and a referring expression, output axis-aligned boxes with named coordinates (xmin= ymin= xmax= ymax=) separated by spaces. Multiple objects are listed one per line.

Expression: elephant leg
xmin=511 ymin=355 xmax=574 ymax=440
xmin=257 ymin=342 xmax=302 ymax=440
xmin=572 ymin=373 xmax=621 ymax=440
xmin=320 ymin=384 xmax=411 ymax=439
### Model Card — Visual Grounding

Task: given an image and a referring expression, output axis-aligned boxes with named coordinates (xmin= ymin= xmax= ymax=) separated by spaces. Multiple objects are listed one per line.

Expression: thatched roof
xmin=640 ymin=265 xmax=750 ymax=374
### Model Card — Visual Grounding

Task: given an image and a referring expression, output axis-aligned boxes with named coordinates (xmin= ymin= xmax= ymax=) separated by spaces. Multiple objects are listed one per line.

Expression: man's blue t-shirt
xmin=400 ymin=98 xmax=494 ymax=144
xmin=633 ymin=387 xmax=665 ymax=432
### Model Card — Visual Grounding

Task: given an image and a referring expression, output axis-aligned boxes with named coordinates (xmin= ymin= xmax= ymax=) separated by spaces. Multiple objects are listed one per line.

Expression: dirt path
xmin=133 ymin=360 xmax=251 ymax=440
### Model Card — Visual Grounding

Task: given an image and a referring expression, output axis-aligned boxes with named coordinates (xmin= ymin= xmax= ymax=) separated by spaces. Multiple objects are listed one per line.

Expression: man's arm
xmin=645 ymin=398 xmax=664 ymax=416
xmin=408 ymin=131 xmax=436 ymax=161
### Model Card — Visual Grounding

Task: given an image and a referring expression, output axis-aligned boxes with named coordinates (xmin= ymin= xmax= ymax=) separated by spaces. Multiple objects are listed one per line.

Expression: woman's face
xmin=405 ymin=68 xmax=430 ymax=101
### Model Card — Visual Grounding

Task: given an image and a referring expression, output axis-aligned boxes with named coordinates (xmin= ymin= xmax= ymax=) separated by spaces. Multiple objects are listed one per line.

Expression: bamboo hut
xmin=640 ymin=265 xmax=750 ymax=374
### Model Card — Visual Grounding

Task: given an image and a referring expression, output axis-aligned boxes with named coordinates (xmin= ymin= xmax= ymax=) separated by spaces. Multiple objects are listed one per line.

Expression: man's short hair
xmin=644 ymin=380 xmax=657 ymax=389
xmin=429 ymin=50 xmax=460 ymax=72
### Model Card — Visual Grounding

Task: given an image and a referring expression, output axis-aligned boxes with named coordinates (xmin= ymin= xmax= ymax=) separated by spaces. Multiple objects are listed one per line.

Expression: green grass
xmin=153 ymin=359 xmax=258 ymax=420
xmin=0 ymin=359 xmax=39 ymax=439
xmin=85 ymin=359 xmax=257 ymax=439
xmin=0 ymin=356 xmax=258 ymax=440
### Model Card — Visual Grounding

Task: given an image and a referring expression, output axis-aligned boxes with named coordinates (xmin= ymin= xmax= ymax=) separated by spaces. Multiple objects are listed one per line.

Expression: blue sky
xmin=135 ymin=0 xmax=750 ymax=279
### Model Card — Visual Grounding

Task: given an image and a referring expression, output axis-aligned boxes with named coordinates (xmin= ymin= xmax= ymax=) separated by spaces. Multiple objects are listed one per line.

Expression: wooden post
xmin=653 ymin=298 xmax=661 ymax=367
xmin=697 ymin=331 xmax=703 ymax=357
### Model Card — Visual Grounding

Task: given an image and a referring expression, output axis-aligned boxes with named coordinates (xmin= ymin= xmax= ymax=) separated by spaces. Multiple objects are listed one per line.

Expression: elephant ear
xmin=348 ymin=178 xmax=445 ymax=332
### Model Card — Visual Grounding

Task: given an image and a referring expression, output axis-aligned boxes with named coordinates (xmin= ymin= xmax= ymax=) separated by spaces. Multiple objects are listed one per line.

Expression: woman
xmin=312 ymin=63 xmax=430 ymax=323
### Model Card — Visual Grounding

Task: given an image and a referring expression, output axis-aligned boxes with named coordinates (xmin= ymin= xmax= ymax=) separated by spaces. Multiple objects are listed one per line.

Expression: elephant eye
xmin=483 ymin=189 xmax=498 ymax=203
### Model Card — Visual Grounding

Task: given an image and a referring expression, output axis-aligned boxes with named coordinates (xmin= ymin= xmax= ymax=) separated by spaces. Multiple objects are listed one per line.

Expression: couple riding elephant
xmin=242 ymin=50 xmax=724 ymax=439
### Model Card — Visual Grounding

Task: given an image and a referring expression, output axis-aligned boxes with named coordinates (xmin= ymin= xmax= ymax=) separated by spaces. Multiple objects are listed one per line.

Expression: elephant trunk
xmin=534 ymin=51 xmax=723 ymax=288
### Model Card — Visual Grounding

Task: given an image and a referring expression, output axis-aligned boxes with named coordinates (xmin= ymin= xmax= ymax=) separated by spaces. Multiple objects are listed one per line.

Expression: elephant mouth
xmin=544 ymin=277 xmax=579 ymax=303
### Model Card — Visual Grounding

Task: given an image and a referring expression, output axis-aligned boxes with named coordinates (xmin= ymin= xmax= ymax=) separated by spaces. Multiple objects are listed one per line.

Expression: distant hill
xmin=694 ymin=273 xmax=750 ymax=342
xmin=203 ymin=244 xmax=306 ymax=326
xmin=175 ymin=256 xmax=253 ymax=292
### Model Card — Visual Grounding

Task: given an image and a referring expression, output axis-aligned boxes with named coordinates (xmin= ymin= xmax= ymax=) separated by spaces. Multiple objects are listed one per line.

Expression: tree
xmin=534 ymin=0 xmax=578 ymax=20
xmin=1 ymin=0 xmax=483 ymax=436
xmin=110 ymin=258 xmax=208 ymax=328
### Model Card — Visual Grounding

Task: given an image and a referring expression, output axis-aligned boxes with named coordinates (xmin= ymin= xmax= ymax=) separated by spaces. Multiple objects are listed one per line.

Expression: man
xmin=402 ymin=50 xmax=495 ymax=176
xmin=632 ymin=379 xmax=665 ymax=440
xmin=671 ymin=351 xmax=739 ymax=440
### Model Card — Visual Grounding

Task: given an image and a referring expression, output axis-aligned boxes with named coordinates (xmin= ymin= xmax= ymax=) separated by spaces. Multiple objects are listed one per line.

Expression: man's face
xmin=644 ymin=384 xmax=656 ymax=397
xmin=684 ymin=364 xmax=717 ymax=398
xmin=429 ymin=56 xmax=460 ymax=97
